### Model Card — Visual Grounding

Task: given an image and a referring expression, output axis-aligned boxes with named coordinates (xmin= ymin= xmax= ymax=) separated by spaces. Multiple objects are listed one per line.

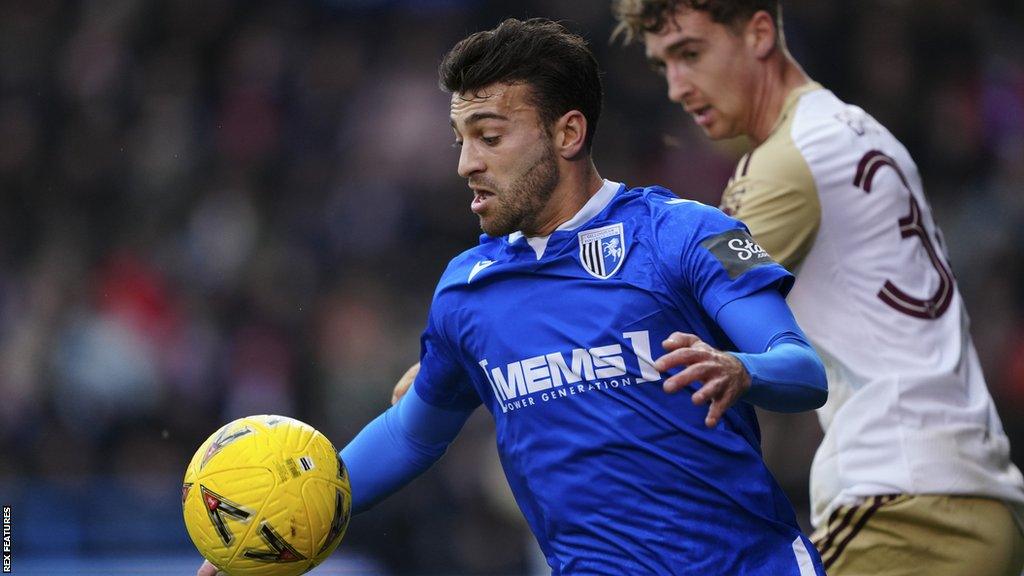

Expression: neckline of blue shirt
xmin=498 ymin=180 xmax=626 ymax=260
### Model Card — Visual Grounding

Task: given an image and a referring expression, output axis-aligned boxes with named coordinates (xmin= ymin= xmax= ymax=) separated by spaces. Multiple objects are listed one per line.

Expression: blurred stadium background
xmin=0 ymin=0 xmax=1021 ymax=574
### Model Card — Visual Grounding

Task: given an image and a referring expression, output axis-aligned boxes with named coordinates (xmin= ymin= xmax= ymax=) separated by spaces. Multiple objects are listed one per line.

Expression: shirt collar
xmin=507 ymin=178 xmax=618 ymax=242
xmin=508 ymin=178 xmax=622 ymax=258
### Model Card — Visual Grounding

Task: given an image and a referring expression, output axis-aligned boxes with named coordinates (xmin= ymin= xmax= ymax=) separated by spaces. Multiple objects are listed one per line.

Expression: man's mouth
xmin=471 ymin=188 xmax=495 ymax=213
xmin=689 ymin=105 xmax=712 ymax=127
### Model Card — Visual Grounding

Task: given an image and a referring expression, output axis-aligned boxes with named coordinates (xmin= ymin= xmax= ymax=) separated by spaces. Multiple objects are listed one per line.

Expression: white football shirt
xmin=723 ymin=83 xmax=1024 ymax=528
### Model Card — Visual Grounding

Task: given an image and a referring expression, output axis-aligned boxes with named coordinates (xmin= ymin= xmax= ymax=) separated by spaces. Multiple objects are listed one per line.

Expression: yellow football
xmin=182 ymin=415 xmax=351 ymax=576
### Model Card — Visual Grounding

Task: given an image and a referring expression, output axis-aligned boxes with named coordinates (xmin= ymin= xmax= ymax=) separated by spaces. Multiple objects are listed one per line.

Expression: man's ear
xmin=554 ymin=110 xmax=588 ymax=160
xmin=746 ymin=10 xmax=778 ymax=59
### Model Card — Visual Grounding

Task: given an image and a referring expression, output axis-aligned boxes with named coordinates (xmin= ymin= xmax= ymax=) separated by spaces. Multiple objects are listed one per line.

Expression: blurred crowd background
xmin=0 ymin=0 xmax=1022 ymax=573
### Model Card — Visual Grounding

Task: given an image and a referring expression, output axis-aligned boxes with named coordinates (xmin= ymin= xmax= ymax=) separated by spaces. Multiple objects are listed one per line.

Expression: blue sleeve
xmin=339 ymin=385 xmax=475 ymax=513
xmin=715 ymin=287 xmax=827 ymax=412
xmin=415 ymin=296 xmax=483 ymax=410
xmin=657 ymin=199 xmax=794 ymax=317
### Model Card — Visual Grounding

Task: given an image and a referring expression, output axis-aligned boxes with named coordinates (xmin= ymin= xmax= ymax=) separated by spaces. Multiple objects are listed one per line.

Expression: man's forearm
xmin=340 ymin=386 xmax=474 ymax=513
xmin=716 ymin=288 xmax=827 ymax=412
xmin=732 ymin=335 xmax=827 ymax=412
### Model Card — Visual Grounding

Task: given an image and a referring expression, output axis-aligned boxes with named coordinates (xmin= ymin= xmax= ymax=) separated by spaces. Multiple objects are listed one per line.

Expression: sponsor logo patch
xmin=478 ymin=330 xmax=661 ymax=414
xmin=701 ymin=229 xmax=774 ymax=279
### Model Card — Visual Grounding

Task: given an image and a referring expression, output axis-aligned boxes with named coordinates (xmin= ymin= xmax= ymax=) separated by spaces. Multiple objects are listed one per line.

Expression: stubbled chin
xmin=479 ymin=217 xmax=504 ymax=237
xmin=702 ymin=123 xmax=731 ymax=141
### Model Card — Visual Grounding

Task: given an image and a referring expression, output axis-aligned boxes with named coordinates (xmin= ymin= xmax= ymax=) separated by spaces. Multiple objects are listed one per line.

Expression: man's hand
xmin=653 ymin=332 xmax=751 ymax=428
xmin=196 ymin=560 xmax=221 ymax=576
xmin=391 ymin=362 xmax=420 ymax=405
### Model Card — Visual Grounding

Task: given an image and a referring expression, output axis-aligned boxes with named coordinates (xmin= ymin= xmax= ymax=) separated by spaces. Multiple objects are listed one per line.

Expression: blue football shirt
xmin=415 ymin=181 xmax=822 ymax=575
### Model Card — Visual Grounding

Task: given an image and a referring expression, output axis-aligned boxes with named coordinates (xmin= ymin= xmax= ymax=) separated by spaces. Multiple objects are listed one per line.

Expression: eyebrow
xmin=450 ymin=111 xmax=509 ymax=128
xmin=646 ymin=37 xmax=705 ymax=64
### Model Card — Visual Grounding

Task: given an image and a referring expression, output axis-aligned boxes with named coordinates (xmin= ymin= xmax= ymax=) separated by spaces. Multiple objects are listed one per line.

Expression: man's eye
xmin=648 ymin=61 xmax=666 ymax=75
xmin=452 ymin=140 xmax=463 ymax=149
xmin=481 ymin=136 xmax=500 ymax=146
xmin=683 ymin=51 xmax=699 ymax=62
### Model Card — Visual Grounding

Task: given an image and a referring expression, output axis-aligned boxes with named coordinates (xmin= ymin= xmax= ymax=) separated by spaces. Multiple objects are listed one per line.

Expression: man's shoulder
xmin=781 ymin=87 xmax=913 ymax=190
xmin=787 ymin=88 xmax=893 ymax=163
xmin=623 ymin=184 xmax=721 ymax=220
xmin=434 ymin=239 xmax=502 ymax=292
xmin=622 ymin=185 xmax=743 ymax=253
xmin=737 ymin=87 xmax=879 ymax=189
xmin=740 ymin=88 xmax=847 ymax=183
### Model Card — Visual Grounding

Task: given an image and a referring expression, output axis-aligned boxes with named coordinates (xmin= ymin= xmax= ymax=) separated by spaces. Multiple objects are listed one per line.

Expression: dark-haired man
xmin=612 ymin=1 xmax=1024 ymax=575
xmin=198 ymin=18 xmax=828 ymax=576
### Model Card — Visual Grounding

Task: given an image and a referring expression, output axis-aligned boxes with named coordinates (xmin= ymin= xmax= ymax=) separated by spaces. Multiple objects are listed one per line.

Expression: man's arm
xmin=654 ymin=286 xmax=826 ymax=427
xmin=341 ymin=384 xmax=475 ymax=513
xmin=722 ymin=159 xmax=820 ymax=271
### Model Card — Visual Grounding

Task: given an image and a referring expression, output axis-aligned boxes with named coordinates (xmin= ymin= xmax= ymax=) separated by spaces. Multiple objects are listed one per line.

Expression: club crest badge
xmin=578 ymin=223 xmax=626 ymax=279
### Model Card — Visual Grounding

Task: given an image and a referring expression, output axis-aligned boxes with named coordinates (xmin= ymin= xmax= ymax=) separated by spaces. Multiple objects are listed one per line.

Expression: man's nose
xmin=457 ymin=143 xmax=484 ymax=178
xmin=666 ymin=64 xmax=693 ymax=104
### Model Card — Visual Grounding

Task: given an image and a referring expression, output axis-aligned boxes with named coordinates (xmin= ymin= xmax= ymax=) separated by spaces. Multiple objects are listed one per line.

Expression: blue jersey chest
xmin=443 ymin=226 xmax=717 ymax=419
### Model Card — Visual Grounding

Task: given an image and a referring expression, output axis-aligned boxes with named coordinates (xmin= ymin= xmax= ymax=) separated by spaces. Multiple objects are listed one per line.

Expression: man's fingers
xmin=654 ymin=347 xmax=712 ymax=373
xmin=666 ymin=372 xmax=730 ymax=428
xmin=701 ymin=378 xmax=743 ymax=427
xmin=391 ymin=362 xmax=420 ymax=405
xmin=705 ymin=399 xmax=724 ymax=428
xmin=705 ymin=391 xmax=735 ymax=428
xmin=657 ymin=332 xmax=750 ymax=428
xmin=197 ymin=560 xmax=220 ymax=576
xmin=661 ymin=332 xmax=701 ymax=351
xmin=690 ymin=377 xmax=721 ymax=405
xmin=663 ymin=362 xmax=715 ymax=394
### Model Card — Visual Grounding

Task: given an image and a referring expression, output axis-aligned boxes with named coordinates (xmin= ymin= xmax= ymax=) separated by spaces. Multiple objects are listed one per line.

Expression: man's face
xmin=644 ymin=7 xmax=757 ymax=140
xmin=450 ymin=83 xmax=560 ymax=237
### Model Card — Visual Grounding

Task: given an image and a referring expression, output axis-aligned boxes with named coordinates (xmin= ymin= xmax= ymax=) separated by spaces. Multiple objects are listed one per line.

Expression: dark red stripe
xmin=816 ymin=504 xmax=859 ymax=560
xmin=854 ymin=150 xmax=911 ymax=193
xmin=853 ymin=150 xmax=880 ymax=188
xmin=823 ymin=496 xmax=895 ymax=570
xmin=875 ymin=198 xmax=955 ymax=319
xmin=740 ymin=151 xmax=753 ymax=177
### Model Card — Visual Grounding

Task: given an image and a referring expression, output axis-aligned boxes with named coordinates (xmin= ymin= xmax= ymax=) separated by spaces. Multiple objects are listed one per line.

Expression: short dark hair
xmin=612 ymin=0 xmax=781 ymax=44
xmin=439 ymin=18 xmax=603 ymax=151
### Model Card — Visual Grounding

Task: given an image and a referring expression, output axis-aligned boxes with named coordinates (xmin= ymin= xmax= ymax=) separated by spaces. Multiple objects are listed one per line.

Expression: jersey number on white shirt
xmin=853 ymin=150 xmax=954 ymax=320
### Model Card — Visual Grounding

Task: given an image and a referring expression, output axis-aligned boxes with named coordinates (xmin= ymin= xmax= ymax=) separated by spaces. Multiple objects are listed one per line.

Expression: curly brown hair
xmin=439 ymin=18 xmax=603 ymax=152
xmin=611 ymin=0 xmax=781 ymax=44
